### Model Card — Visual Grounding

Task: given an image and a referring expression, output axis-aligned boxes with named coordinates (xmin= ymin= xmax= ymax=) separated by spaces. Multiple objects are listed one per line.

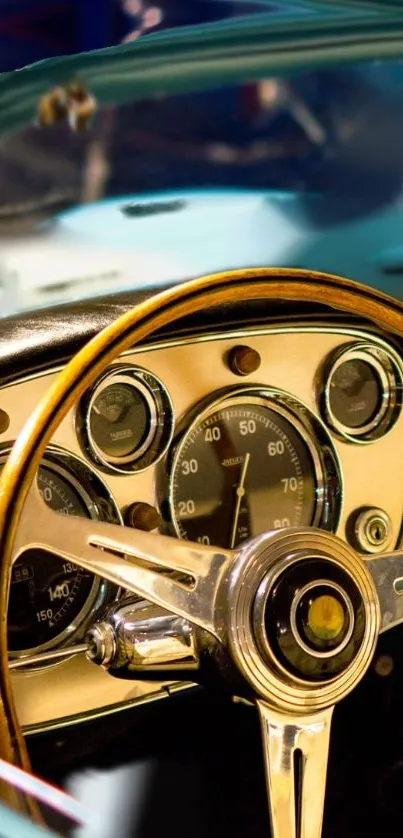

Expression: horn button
xmin=225 ymin=529 xmax=379 ymax=711
xmin=256 ymin=558 xmax=366 ymax=681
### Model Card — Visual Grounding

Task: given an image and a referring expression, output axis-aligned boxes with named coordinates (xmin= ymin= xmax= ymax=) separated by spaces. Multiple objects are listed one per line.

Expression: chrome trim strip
xmin=23 ymin=680 xmax=197 ymax=736
xmin=9 ymin=644 xmax=88 ymax=670
xmin=1 ymin=321 xmax=401 ymax=391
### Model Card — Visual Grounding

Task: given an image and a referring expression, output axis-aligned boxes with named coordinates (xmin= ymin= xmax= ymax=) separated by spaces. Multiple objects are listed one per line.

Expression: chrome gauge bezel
xmin=289 ymin=579 xmax=355 ymax=660
xmin=87 ymin=373 xmax=158 ymax=466
xmin=1 ymin=444 xmax=122 ymax=666
xmin=321 ymin=342 xmax=403 ymax=443
xmin=166 ymin=386 xmax=342 ymax=542
xmin=77 ymin=364 xmax=174 ymax=474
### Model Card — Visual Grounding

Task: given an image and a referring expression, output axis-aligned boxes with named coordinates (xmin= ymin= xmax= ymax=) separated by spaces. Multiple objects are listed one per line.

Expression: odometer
xmin=170 ymin=391 xmax=340 ymax=549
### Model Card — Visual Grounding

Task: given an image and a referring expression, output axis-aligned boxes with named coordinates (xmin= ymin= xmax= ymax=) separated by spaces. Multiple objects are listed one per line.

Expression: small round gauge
xmin=322 ymin=342 xmax=402 ymax=442
xmin=78 ymin=366 xmax=174 ymax=474
xmin=90 ymin=380 xmax=155 ymax=461
xmin=169 ymin=389 xmax=341 ymax=549
xmin=4 ymin=448 xmax=121 ymax=658
xmin=328 ymin=359 xmax=382 ymax=429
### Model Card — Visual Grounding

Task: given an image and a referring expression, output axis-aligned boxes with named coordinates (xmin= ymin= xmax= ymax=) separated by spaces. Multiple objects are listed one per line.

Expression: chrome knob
xmin=85 ymin=622 xmax=116 ymax=667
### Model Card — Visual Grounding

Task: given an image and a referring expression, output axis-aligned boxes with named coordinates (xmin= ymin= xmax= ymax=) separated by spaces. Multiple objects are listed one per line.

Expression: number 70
xmin=281 ymin=477 xmax=298 ymax=493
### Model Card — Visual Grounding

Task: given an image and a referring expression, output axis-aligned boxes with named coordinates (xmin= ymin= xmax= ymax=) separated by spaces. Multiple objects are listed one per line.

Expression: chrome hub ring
xmin=289 ymin=578 xmax=355 ymax=660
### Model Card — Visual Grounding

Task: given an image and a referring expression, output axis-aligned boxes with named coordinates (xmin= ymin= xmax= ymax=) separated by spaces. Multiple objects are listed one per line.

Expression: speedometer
xmin=170 ymin=390 xmax=341 ymax=549
xmin=3 ymin=447 xmax=122 ymax=660
xmin=9 ymin=466 xmax=94 ymax=653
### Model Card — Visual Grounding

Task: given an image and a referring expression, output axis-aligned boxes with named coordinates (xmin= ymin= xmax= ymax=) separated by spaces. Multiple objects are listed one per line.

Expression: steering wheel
xmin=0 ymin=266 xmax=402 ymax=836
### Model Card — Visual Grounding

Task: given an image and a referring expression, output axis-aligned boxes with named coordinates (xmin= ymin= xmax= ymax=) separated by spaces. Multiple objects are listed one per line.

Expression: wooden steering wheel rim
xmin=1 ymin=266 xmax=403 ymax=817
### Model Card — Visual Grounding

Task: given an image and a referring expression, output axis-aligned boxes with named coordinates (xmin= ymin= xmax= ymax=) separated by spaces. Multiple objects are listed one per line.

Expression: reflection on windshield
xmin=1 ymin=59 xmax=403 ymax=313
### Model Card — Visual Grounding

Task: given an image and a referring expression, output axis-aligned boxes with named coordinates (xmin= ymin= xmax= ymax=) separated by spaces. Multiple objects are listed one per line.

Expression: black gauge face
xmin=80 ymin=366 xmax=175 ymax=473
xmin=328 ymin=359 xmax=383 ymax=429
xmin=171 ymin=399 xmax=317 ymax=549
xmin=90 ymin=382 xmax=153 ymax=460
xmin=8 ymin=466 xmax=95 ymax=653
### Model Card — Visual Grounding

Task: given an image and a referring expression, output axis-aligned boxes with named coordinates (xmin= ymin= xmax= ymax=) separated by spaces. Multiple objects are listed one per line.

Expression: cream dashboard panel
xmin=1 ymin=322 xmax=403 ymax=732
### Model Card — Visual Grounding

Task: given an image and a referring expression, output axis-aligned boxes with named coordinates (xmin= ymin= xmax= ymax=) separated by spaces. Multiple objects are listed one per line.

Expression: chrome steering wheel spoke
xmin=257 ymin=701 xmax=333 ymax=838
xmin=366 ymin=548 xmax=403 ymax=632
xmin=12 ymin=483 xmax=232 ymax=641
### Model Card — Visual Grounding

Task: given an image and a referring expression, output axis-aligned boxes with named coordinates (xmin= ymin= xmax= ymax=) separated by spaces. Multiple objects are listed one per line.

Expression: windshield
xmin=1 ymin=57 xmax=403 ymax=313
xmin=0 ymin=1 xmax=327 ymax=73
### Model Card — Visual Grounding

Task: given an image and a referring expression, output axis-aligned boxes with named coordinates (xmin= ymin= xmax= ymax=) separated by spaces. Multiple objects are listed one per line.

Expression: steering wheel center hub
xmin=254 ymin=556 xmax=365 ymax=682
xmin=225 ymin=528 xmax=381 ymax=712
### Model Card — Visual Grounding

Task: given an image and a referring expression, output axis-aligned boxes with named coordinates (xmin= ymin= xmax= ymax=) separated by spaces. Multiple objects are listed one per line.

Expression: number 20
xmin=178 ymin=500 xmax=195 ymax=515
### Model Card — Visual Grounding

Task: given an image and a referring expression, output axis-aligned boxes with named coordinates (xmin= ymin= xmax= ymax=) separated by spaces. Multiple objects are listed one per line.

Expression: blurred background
xmin=0 ymin=0 xmax=279 ymax=72
xmin=2 ymin=1 xmax=403 ymax=313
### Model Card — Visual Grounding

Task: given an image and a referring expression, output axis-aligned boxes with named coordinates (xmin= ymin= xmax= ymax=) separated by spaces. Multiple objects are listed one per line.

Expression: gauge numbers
xmin=170 ymin=394 xmax=324 ymax=549
xmin=5 ymin=449 xmax=121 ymax=660
xmin=9 ymin=466 xmax=94 ymax=653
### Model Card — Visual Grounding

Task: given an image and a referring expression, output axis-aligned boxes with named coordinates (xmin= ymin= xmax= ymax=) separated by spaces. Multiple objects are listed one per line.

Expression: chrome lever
xmin=85 ymin=599 xmax=200 ymax=674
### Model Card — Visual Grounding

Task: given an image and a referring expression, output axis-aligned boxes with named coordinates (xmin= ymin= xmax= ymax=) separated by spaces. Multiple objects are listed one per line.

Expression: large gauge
xmin=169 ymin=389 xmax=341 ymax=549
xmin=3 ymin=448 xmax=122 ymax=659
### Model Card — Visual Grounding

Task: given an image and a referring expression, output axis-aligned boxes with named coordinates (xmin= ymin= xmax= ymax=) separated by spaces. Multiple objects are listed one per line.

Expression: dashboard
xmin=5 ymin=317 xmax=403 ymax=733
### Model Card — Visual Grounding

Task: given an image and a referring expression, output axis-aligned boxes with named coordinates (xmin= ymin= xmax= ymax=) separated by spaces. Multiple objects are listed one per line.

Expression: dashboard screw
xmin=124 ymin=501 xmax=162 ymax=531
xmin=0 ymin=410 xmax=10 ymax=434
xmin=227 ymin=345 xmax=261 ymax=376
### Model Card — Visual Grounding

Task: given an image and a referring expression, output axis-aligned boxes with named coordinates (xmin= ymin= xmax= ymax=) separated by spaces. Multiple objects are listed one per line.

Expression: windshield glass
xmin=1 ymin=57 xmax=403 ymax=313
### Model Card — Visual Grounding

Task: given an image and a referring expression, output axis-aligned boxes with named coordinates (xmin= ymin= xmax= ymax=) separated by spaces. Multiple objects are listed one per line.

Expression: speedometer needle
xmin=230 ymin=452 xmax=250 ymax=549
